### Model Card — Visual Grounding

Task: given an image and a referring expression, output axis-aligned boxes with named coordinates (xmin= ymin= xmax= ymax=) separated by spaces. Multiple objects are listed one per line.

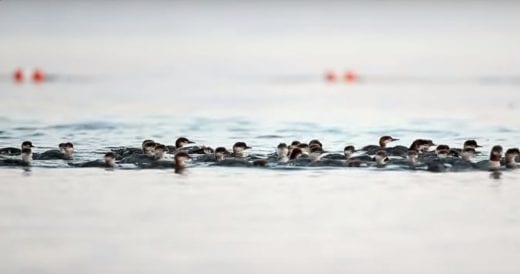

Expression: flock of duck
xmin=0 ymin=136 xmax=519 ymax=173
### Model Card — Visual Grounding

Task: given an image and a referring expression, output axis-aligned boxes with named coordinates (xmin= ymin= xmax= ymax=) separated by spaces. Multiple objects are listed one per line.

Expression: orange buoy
xmin=324 ymin=70 xmax=337 ymax=82
xmin=13 ymin=68 xmax=24 ymax=83
xmin=32 ymin=68 xmax=45 ymax=83
xmin=344 ymin=70 xmax=358 ymax=83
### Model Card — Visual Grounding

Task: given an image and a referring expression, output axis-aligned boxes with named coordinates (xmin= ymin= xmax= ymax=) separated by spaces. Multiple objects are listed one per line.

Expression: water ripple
xmin=1 ymin=117 xmax=519 ymax=170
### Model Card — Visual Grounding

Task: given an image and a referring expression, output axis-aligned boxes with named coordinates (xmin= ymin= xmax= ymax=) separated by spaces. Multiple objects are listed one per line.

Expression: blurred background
xmin=1 ymin=0 xmax=519 ymax=126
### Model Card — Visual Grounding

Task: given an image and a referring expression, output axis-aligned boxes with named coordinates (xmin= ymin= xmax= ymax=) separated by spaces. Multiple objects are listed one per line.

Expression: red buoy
xmin=13 ymin=68 xmax=24 ymax=83
xmin=324 ymin=70 xmax=337 ymax=82
xmin=32 ymin=68 xmax=45 ymax=83
xmin=344 ymin=70 xmax=358 ymax=83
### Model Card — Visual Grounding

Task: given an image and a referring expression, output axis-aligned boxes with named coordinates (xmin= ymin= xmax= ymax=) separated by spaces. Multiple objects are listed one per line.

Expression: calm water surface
xmin=1 ymin=168 xmax=520 ymax=274
xmin=1 ymin=1 xmax=520 ymax=273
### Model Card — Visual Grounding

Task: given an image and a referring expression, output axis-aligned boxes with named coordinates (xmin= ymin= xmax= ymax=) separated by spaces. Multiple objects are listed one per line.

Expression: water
xmin=0 ymin=117 xmax=519 ymax=167
xmin=1 ymin=119 xmax=519 ymax=274
xmin=1 ymin=168 xmax=520 ymax=274
xmin=1 ymin=1 xmax=520 ymax=273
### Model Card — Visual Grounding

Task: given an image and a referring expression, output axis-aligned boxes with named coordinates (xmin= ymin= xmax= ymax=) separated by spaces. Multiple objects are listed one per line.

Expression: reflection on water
xmin=22 ymin=166 xmax=31 ymax=175
xmin=490 ymin=170 xmax=502 ymax=180
xmin=175 ymin=166 xmax=187 ymax=175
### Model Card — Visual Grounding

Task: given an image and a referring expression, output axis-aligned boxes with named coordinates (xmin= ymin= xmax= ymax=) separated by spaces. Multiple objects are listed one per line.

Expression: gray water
xmin=1 ymin=1 xmax=520 ymax=273
xmin=1 ymin=168 xmax=520 ymax=274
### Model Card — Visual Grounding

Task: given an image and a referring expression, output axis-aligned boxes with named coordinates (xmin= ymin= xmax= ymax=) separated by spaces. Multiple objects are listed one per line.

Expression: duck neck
xmin=506 ymin=154 xmax=517 ymax=167
xmin=215 ymin=153 xmax=225 ymax=161
xmin=462 ymin=153 xmax=473 ymax=161
xmin=21 ymin=153 xmax=32 ymax=165
xmin=379 ymin=140 xmax=386 ymax=149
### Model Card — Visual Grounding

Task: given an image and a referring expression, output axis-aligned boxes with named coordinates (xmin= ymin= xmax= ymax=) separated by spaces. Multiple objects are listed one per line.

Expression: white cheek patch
xmin=418 ymin=145 xmax=429 ymax=151
xmin=64 ymin=148 xmax=74 ymax=158
xmin=176 ymin=156 xmax=189 ymax=166
xmin=462 ymin=152 xmax=473 ymax=157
